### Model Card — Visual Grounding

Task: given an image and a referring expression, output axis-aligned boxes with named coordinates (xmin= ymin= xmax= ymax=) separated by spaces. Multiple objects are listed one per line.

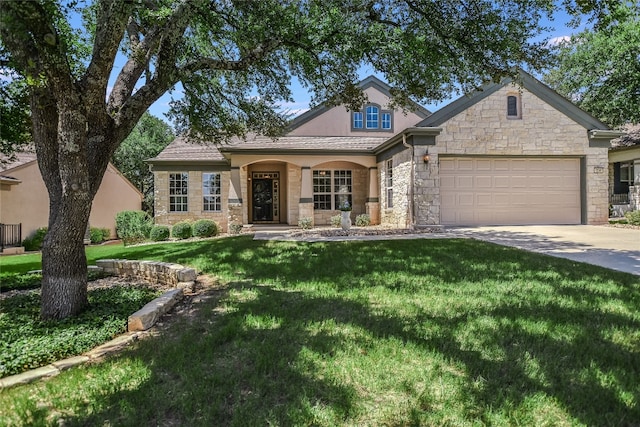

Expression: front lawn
xmin=0 ymin=236 xmax=638 ymax=425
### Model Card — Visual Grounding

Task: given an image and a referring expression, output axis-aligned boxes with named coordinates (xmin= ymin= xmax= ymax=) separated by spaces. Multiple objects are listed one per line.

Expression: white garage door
xmin=440 ymin=157 xmax=581 ymax=225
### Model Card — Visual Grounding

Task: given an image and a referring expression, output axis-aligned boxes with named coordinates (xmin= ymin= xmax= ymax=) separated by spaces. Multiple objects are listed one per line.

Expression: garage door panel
xmin=440 ymin=157 xmax=581 ymax=225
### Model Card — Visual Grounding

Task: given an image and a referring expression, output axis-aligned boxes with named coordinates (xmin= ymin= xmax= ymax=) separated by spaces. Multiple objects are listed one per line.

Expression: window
xmin=386 ymin=159 xmax=393 ymax=208
xmin=313 ymin=170 xmax=352 ymax=210
xmin=353 ymin=112 xmax=363 ymax=129
xmin=351 ymin=104 xmax=393 ymax=131
xmin=620 ymin=162 xmax=634 ymax=184
xmin=203 ymin=172 xmax=221 ymax=211
xmin=169 ymin=173 xmax=188 ymax=212
xmin=381 ymin=112 xmax=392 ymax=129
xmin=366 ymin=106 xmax=379 ymax=129
xmin=507 ymin=94 xmax=521 ymax=119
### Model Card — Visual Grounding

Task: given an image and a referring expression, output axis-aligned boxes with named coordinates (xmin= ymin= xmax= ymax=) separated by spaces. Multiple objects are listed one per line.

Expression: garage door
xmin=440 ymin=157 xmax=581 ymax=225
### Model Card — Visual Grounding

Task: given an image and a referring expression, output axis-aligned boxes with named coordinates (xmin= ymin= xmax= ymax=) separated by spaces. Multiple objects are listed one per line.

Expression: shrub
xmin=330 ymin=215 xmax=342 ymax=228
xmin=192 ymin=219 xmax=219 ymax=237
xmin=355 ymin=214 xmax=371 ymax=227
xmin=150 ymin=225 xmax=170 ymax=241
xmin=90 ymin=227 xmax=106 ymax=244
xmin=172 ymin=221 xmax=193 ymax=239
xmin=115 ymin=211 xmax=152 ymax=245
xmin=624 ymin=210 xmax=640 ymax=226
xmin=22 ymin=227 xmax=48 ymax=251
xmin=228 ymin=223 xmax=243 ymax=235
xmin=101 ymin=228 xmax=111 ymax=240
xmin=298 ymin=217 xmax=313 ymax=230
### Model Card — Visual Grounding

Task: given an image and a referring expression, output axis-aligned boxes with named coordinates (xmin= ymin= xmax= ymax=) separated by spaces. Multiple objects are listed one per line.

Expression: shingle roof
xmin=221 ymin=135 xmax=387 ymax=152
xmin=611 ymin=124 xmax=640 ymax=149
xmin=147 ymin=137 xmax=227 ymax=162
xmin=0 ymin=150 xmax=38 ymax=172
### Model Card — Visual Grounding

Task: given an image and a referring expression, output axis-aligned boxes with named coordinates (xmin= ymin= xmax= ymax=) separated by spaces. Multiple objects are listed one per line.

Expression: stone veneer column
xmin=227 ymin=167 xmax=244 ymax=229
xmin=366 ymin=167 xmax=380 ymax=225
xmin=631 ymin=159 xmax=640 ymax=211
xmin=298 ymin=166 xmax=314 ymax=225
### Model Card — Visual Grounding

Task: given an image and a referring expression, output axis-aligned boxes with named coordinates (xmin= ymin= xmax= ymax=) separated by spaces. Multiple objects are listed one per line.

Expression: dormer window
xmin=352 ymin=104 xmax=393 ymax=131
xmin=507 ymin=94 xmax=522 ymax=119
xmin=366 ymin=106 xmax=379 ymax=128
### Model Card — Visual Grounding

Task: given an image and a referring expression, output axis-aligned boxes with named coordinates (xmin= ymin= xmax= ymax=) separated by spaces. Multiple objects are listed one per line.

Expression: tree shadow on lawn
xmin=52 ymin=272 xmax=639 ymax=426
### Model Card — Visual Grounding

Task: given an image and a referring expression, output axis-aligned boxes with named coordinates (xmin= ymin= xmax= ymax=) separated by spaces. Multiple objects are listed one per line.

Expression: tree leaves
xmin=544 ymin=3 xmax=640 ymax=127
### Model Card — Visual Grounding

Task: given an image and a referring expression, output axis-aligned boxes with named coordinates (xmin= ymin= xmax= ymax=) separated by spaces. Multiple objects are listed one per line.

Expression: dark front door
xmin=251 ymin=172 xmax=280 ymax=223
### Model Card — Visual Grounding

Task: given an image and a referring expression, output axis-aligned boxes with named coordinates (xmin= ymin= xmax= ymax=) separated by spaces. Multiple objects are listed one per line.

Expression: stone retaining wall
xmin=95 ymin=259 xmax=197 ymax=286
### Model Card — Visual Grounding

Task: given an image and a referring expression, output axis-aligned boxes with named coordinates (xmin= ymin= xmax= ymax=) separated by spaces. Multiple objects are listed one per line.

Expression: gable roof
xmin=417 ymin=70 xmax=611 ymax=131
xmin=287 ymin=75 xmax=431 ymax=132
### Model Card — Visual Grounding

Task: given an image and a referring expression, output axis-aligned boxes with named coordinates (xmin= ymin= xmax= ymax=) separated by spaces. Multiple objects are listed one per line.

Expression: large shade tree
xmin=0 ymin=0 xmax=616 ymax=319
xmin=112 ymin=112 xmax=174 ymax=214
xmin=543 ymin=3 xmax=640 ymax=127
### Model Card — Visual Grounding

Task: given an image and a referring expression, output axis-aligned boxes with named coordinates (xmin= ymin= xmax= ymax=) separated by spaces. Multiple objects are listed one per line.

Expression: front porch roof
xmin=219 ymin=135 xmax=388 ymax=156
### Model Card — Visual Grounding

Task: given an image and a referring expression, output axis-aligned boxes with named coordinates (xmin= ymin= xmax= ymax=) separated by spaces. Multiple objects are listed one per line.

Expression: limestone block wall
xmin=288 ymin=165 xmax=302 ymax=225
xmin=418 ymin=84 xmax=610 ymax=225
xmin=154 ymin=170 xmax=230 ymax=232
xmin=95 ymin=259 xmax=197 ymax=286
xmin=379 ymin=150 xmax=412 ymax=227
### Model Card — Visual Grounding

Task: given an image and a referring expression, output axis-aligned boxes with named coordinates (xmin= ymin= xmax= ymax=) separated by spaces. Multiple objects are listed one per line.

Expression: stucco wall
xmin=414 ymin=84 xmax=609 ymax=225
xmin=154 ymin=170 xmax=230 ymax=232
xmin=0 ymin=162 xmax=141 ymax=240
xmin=288 ymin=87 xmax=424 ymax=137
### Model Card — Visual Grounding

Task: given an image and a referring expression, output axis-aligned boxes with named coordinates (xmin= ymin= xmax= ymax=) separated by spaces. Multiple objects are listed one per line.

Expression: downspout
xmin=402 ymin=133 xmax=415 ymax=229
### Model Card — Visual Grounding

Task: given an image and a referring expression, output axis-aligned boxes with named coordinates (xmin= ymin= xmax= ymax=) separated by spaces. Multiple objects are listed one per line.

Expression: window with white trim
xmin=169 ymin=173 xmax=188 ymax=212
xmin=366 ymin=105 xmax=379 ymax=128
xmin=203 ymin=172 xmax=222 ymax=211
xmin=386 ymin=159 xmax=393 ymax=208
xmin=620 ymin=162 xmax=634 ymax=184
xmin=313 ymin=170 xmax=352 ymax=210
xmin=352 ymin=104 xmax=393 ymax=131
xmin=353 ymin=112 xmax=363 ymax=129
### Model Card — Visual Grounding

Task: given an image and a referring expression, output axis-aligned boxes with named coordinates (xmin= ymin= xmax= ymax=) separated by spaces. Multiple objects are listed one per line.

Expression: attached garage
xmin=440 ymin=157 xmax=582 ymax=225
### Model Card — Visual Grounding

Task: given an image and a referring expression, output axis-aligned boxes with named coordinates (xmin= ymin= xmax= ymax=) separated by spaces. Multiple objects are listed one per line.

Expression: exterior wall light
xmin=423 ymin=154 xmax=430 ymax=163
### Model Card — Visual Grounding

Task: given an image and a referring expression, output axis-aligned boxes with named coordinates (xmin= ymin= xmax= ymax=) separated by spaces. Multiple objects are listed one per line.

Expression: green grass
xmin=0 ymin=236 xmax=639 ymax=426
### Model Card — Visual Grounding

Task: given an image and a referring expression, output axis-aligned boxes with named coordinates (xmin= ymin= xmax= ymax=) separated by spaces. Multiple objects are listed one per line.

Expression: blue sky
xmin=99 ymin=6 xmax=587 ymax=124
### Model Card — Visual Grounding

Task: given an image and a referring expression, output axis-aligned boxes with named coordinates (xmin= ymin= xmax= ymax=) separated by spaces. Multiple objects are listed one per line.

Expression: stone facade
xmin=154 ymin=170 xmax=230 ymax=231
xmin=408 ymin=84 xmax=609 ymax=225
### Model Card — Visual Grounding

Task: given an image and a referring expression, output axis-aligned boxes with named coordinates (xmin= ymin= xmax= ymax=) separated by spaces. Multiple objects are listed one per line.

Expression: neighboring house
xmin=0 ymin=151 xmax=143 ymax=246
xmin=148 ymin=72 xmax=620 ymax=231
xmin=608 ymin=125 xmax=640 ymax=216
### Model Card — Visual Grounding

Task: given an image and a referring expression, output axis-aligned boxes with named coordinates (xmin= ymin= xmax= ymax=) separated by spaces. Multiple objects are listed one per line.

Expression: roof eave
xmin=374 ymin=127 xmax=443 ymax=154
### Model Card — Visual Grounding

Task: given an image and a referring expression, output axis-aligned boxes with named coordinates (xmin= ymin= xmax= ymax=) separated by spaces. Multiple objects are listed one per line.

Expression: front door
xmin=251 ymin=172 xmax=280 ymax=223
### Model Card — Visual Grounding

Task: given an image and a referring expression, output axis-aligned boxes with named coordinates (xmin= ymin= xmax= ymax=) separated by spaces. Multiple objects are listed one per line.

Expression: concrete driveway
xmin=451 ymin=225 xmax=640 ymax=276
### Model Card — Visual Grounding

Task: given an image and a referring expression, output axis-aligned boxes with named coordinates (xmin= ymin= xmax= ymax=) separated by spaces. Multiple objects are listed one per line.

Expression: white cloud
xmin=546 ymin=35 xmax=572 ymax=47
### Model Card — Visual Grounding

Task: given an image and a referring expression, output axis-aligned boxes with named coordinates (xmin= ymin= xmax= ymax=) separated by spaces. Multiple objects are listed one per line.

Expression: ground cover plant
xmin=0 ymin=286 xmax=160 ymax=377
xmin=0 ymin=236 xmax=638 ymax=426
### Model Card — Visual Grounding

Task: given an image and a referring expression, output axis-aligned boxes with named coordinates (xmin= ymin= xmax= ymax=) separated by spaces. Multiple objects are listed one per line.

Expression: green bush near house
xmin=624 ymin=210 xmax=640 ymax=225
xmin=172 ymin=221 xmax=193 ymax=239
xmin=192 ymin=219 xmax=219 ymax=238
xmin=330 ymin=214 xmax=341 ymax=228
xmin=149 ymin=225 xmax=171 ymax=241
xmin=21 ymin=227 xmax=47 ymax=251
xmin=89 ymin=227 xmax=111 ymax=244
xmin=298 ymin=217 xmax=313 ymax=230
xmin=115 ymin=211 xmax=153 ymax=245
xmin=355 ymin=214 xmax=371 ymax=227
